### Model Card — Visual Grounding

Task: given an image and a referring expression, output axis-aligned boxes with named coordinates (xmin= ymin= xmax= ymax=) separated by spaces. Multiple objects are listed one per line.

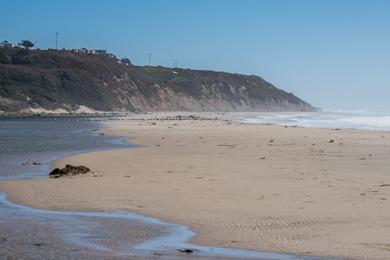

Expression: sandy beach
xmin=1 ymin=112 xmax=390 ymax=259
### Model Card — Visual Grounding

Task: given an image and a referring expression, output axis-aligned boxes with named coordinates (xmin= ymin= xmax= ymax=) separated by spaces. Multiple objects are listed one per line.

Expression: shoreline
xmin=1 ymin=112 xmax=390 ymax=259
xmin=0 ymin=119 xmax=130 ymax=180
xmin=0 ymin=114 xmax=325 ymax=259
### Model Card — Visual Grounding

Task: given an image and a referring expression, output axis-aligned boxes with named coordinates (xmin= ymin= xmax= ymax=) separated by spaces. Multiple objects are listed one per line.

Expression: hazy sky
xmin=1 ymin=0 xmax=389 ymax=111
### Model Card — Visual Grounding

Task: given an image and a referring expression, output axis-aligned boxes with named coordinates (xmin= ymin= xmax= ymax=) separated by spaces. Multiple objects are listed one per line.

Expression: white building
xmin=0 ymin=41 xmax=14 ymax=49
xmin=72 ymin=48 xmax=107 ymax=55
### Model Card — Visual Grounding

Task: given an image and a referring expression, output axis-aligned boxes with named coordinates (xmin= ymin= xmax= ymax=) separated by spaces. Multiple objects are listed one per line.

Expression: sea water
xmin=239 ymin=111 xmax=390 ymax=131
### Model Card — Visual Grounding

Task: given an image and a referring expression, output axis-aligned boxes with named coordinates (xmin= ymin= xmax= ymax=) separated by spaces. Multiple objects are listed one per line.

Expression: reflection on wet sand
xmin=0 ymin=192 xmax=324 ymax=259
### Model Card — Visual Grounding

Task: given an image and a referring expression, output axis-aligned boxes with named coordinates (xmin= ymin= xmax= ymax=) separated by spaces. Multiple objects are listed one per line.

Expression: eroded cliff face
xmin=0 ymin=49 xmax=314 ymax=114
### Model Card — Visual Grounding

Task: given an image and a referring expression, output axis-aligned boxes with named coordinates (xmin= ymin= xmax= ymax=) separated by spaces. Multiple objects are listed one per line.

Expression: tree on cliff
xmin=121 ymin=58 xmax=132 ymax=65
xmin=19 ymin=40 xmax=34 ymax=50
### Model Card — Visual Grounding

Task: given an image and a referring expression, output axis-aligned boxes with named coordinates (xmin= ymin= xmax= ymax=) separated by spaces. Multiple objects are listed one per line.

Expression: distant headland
xmin=0 ymin=39 xmax=314 ymax=115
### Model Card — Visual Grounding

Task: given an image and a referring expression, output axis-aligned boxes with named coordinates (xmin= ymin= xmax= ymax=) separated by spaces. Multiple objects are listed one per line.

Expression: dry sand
xmin=1 ymin=112 xmax=390 ymax=259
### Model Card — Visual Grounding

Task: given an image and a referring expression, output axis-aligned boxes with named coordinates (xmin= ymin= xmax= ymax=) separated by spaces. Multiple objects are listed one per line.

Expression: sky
xmin=1 ymin=0 xmax=390 ymax=111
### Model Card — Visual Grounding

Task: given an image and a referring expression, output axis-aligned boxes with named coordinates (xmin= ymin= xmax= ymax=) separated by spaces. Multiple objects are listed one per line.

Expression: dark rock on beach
xmin=49 ymin=164 xmax=91 ymax=178
xmin=177 ymin=248 xmax=198 ymax=254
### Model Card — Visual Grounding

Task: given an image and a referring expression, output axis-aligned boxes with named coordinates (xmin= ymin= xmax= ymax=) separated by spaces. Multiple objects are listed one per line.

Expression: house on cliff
xmin=0 ymin=41 xmax=15 ymax=49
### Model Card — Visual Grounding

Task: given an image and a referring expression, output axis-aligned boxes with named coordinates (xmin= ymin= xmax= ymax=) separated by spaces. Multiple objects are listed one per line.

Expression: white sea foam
xmin=239 ymin=111 xmax=390 ymax=131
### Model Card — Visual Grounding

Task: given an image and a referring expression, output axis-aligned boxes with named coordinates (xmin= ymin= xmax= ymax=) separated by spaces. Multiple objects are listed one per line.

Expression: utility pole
xmin=148 ymin=53 xmax=151 ymax=66
xmin=55 ymin=32 xmax=59 ymax=49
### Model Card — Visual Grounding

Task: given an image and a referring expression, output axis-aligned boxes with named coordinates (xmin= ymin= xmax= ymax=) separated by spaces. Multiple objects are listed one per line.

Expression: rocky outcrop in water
xmin=49 ymin=165 xmax=91 ymax=178
xmin=0 ymin=48 xmax=315 ymax=114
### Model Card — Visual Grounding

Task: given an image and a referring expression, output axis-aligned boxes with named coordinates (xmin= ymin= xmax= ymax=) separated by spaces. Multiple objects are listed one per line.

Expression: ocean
xmin=239 ymin=111 xmax=390 ymax=131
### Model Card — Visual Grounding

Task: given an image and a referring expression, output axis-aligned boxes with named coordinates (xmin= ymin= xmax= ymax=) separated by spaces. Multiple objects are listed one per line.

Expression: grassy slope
xmin=0 ymin=49 xmax=314 ymax=113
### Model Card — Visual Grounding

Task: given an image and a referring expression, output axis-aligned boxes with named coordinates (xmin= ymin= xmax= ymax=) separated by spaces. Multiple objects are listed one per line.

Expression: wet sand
xmin=0 ymin=191 xmax=163 ymax=259
xmin=1 ymin=112 xmax=390 ymax=259
xmin=0 ymin=192 xmax=312 ymax=260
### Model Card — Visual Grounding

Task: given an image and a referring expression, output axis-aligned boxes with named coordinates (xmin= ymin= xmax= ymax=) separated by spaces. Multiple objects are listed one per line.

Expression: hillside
xmin=0 ymin=48 xmax=314 ymax=114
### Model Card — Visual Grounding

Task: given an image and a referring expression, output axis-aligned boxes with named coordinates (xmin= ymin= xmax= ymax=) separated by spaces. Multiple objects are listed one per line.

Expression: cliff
xmin=0 ymin=48 xmax=314 ymax=114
